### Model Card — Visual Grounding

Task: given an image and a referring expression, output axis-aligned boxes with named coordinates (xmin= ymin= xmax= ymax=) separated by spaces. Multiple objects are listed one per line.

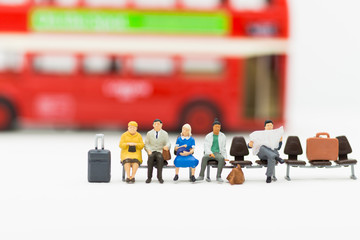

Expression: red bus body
xmin=0 ymin=0 xmax=289 ymax=133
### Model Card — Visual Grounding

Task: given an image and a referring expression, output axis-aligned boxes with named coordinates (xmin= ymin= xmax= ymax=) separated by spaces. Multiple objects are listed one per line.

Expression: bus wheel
xmin=0 ymin=99 xmax=17 ymax=131
xmin=181 ymin=103 xmax=220 ymax=134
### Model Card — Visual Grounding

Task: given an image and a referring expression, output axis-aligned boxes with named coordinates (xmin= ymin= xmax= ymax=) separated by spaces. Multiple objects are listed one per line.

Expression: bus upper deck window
xmin=83 ymin=55 xmax=121 ymax=75
xmin=0 ymin=0 xmax=26 ymax=6
xmin=133 ymin=57 xmax=174 ymax=76
xmin=0 ymin=52 xmax=23 ymax=73
xmin=230 ymin=0 xmax=269 ymax=11
xmin=182 ymin=58 xmax=224 ymax=79
xmin=182 ymin=0 xmax=221 ymax=10
xmin=33 ymin=55 xmax=76 ymax=75
xmin=134 ymin=0 xmax=176 ymax=9
xmin=34 ymin=0 xmax=79 ymax=6
xmin=85 ymin=0 xmax=126 ymax=8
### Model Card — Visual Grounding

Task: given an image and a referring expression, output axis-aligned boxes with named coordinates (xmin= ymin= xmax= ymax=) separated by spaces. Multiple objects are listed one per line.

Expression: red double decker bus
xmin=0 ymin=0 xmax=289 ymax=133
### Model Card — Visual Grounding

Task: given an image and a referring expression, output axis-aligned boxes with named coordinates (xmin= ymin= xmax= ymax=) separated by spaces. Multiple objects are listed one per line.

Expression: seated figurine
xmin=197 ymin=118 xmax=228 ymax=182
xmin=119 ymin=121 xmax=144 ymax=183
xmin=173 ymin=124 xmax=199 ymax=182
xmin=248 ymin=120 xmax=284 ymax=183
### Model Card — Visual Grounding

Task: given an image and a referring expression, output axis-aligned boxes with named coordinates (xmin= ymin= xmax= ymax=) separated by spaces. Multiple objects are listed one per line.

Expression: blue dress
xmin=174 ymin=136 xmax=199 ymax=168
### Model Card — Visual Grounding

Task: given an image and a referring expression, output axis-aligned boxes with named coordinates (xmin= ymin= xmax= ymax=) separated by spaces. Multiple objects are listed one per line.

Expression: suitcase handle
xmin=95 ymin=134 xmax=105 ymax=150
xmin=316 ymin=132 xmax=330 ymax=138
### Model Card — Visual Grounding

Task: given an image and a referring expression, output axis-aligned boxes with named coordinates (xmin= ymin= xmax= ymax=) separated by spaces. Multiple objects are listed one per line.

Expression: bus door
xmin=25 ymin=53 xmax=78 ymax=124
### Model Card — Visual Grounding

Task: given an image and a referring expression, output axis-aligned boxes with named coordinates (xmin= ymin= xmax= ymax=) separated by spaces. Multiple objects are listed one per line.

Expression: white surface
xmin=0 ymin=130 xmax=359 ymax=240
xmin=2 ymin=0 xmax=360 ymax=239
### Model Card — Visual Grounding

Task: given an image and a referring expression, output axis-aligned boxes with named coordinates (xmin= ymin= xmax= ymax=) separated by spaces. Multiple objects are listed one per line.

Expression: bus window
xmin=83 ymin=55 xmax=121 ymax=75
xmin=133 ymin=0 xmax=176 ymax=9
xmin=33 ymin=54 xmax=76 ymax=75
xmin=34 ymin=0 xmax=79 ymax=6
xmin=244 ymin=55 xmax=280 ymax=119
xmin=132 ymin=57 xmax=174 ymax=76
xmin=230 ymin=0 xmax=269 ymax=11
xmin=85 ymin=0 xmax=126 ymax=8
xmin=181 ymin=58 xmax=224 ymax=79
xmin=0 ymin=52 xmax=23 ymax=73
xmin=0 ymin=0 xmax=26 ymax=6
xmin=182 ymin=0 xmax=221 ymax=10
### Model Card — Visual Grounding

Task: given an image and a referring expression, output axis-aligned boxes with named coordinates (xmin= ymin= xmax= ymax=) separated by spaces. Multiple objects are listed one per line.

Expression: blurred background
xmin=0 ymin=0 xmax=290 ymax=134
xmin=1 ymin=1 xmax=360 ymax=239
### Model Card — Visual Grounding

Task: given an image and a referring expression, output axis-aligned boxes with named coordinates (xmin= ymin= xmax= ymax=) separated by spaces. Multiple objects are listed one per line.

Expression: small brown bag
xmin=162 ymin=149 xmax=171 ymax=161
xmin=226 ymin=164 xmax=245 ymax=185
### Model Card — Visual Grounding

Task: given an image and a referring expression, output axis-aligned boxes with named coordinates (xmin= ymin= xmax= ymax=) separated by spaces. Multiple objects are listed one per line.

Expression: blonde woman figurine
xmin=119 ymin=121 xmax=144 ymax=183
xmin=173 ymin=124 xmax=199 ymax=182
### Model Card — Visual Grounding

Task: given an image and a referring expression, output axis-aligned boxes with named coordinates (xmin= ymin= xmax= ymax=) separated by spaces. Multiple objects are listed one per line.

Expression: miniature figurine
xmin=119 ymin=121 xmax=144 ymax=183
xmin=248 ymin=120 xmax=284 ymax=183
xmin=144 ymin=119 xmax=171 ymax=184
xmin=173 ymin=124 xmax=199 ymax=182
xmin=197 ymin=118 xmax=228 ymax=182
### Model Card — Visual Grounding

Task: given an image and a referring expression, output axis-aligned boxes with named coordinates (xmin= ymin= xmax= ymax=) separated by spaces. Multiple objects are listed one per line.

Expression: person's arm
xmin=163 ymin=131 xmax=171 ymax=151
xmin=204 ymin=134 xmax=213 ymax=155
xmin=277 ymin=141 xmax=283 ymax=150
xmin=144 ymin=132 xmax=152 ymax=155
xmin=220 ymin=133 xmax=228 ymax=160
xmin=119 ymin=133 xmax=127 ymax=149
xmin=136 ymin=134 xmax=145 ymax=150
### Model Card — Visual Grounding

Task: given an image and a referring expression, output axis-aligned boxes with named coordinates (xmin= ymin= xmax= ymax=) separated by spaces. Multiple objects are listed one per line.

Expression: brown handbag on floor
xmin=227 ymin=164 xmax=245 ymax=185
xmin=162 ymin=149 xmax=171 ymax=161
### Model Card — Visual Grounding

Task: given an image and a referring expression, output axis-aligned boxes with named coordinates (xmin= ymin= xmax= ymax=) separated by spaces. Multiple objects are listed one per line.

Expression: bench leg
xmin=206 ymin=165 xmax=211 ymax=182
xmin=350 ymin=165 xmax=357 ymax=180
xmin=272 ymin=167 xmax=277 ymax=182
xmin=122 ymin=165 xmax=125 ymax=182
xmin=285 ymin=164 xmax=291 ymax=181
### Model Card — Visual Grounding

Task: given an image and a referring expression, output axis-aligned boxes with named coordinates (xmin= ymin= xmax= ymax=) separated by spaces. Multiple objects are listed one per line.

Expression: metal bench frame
xmin=122 ymin=164 xmax=192 ymax=182
xmin=285 ymin=162 xmax=357 ymax=181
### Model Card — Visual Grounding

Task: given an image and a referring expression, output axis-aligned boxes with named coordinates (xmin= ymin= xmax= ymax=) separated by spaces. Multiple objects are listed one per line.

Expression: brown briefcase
xmin=306 ymin=132 xmax=339 ymax=161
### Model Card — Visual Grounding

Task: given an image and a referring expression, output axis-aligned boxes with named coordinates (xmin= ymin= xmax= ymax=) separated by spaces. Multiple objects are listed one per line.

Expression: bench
xmin=284 ymin=135 xmax=357 ymax=181
xmin=206 ymin=136 xmax=278 ymax=182
xmin=121 ymin=160 xmax=192 ymax=182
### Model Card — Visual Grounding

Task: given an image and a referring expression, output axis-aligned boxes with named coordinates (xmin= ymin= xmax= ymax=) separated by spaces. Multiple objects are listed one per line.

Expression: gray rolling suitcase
xmin=88 ymin=134 xmax=111 ymax=182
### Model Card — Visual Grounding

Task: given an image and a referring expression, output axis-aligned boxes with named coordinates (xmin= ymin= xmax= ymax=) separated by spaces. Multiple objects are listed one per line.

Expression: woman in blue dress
xmin=173 ymin=123 xmax=199 ymax=182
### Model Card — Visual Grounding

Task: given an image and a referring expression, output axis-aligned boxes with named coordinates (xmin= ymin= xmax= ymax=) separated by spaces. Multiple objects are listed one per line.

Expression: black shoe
xmin=275 ymin=156 xmax=284 ymax=164
xmin=145 ymin=178 xmax=151 ymax=183
xmin=190 ymin=175 xmax=196 ymax=182
xmin=266 ymin=176 xmax=272 ymax=183
xmin=173 ymin=175 xmax=179 ymax=181
xmin=158 ymin=178 xmax=164 ymax=184
xmin=131 ymin=178 xmax=135 ymax=183
xmin=125 ymin=178 xmax=131 ymax=183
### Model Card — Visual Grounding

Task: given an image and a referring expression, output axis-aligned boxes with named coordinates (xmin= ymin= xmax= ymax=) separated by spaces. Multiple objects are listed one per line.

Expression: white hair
xmin=181 ymin=123 xmax=192 ymax=136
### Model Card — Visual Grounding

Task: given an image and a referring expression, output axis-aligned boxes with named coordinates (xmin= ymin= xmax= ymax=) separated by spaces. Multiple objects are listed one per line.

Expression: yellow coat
xmin=119 ymin=131 xmax=144 ymax=164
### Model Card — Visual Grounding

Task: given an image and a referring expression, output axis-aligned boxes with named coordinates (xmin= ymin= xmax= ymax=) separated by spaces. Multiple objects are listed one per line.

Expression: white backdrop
xmin=1 ymin=0 xmax=360 ymax=239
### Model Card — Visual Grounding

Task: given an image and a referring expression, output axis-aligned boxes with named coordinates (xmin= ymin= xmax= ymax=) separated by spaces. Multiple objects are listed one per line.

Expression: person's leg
xmin=214 ymin=153 xmax=225 ymax=179
xmin=147 ymin=153 xmax=155 ymax=182
xmin=124 ymin=162 xmax=131 ymax=180
xmin=257 ymin=146 xmax=277 ymax=182
xmin=131 ymin=162 xmax=139 ymax=179
xmin=155 ymin=152 xmax=164 ymax=182
xmin=198 ymin=155 xmax=211 ymax=178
